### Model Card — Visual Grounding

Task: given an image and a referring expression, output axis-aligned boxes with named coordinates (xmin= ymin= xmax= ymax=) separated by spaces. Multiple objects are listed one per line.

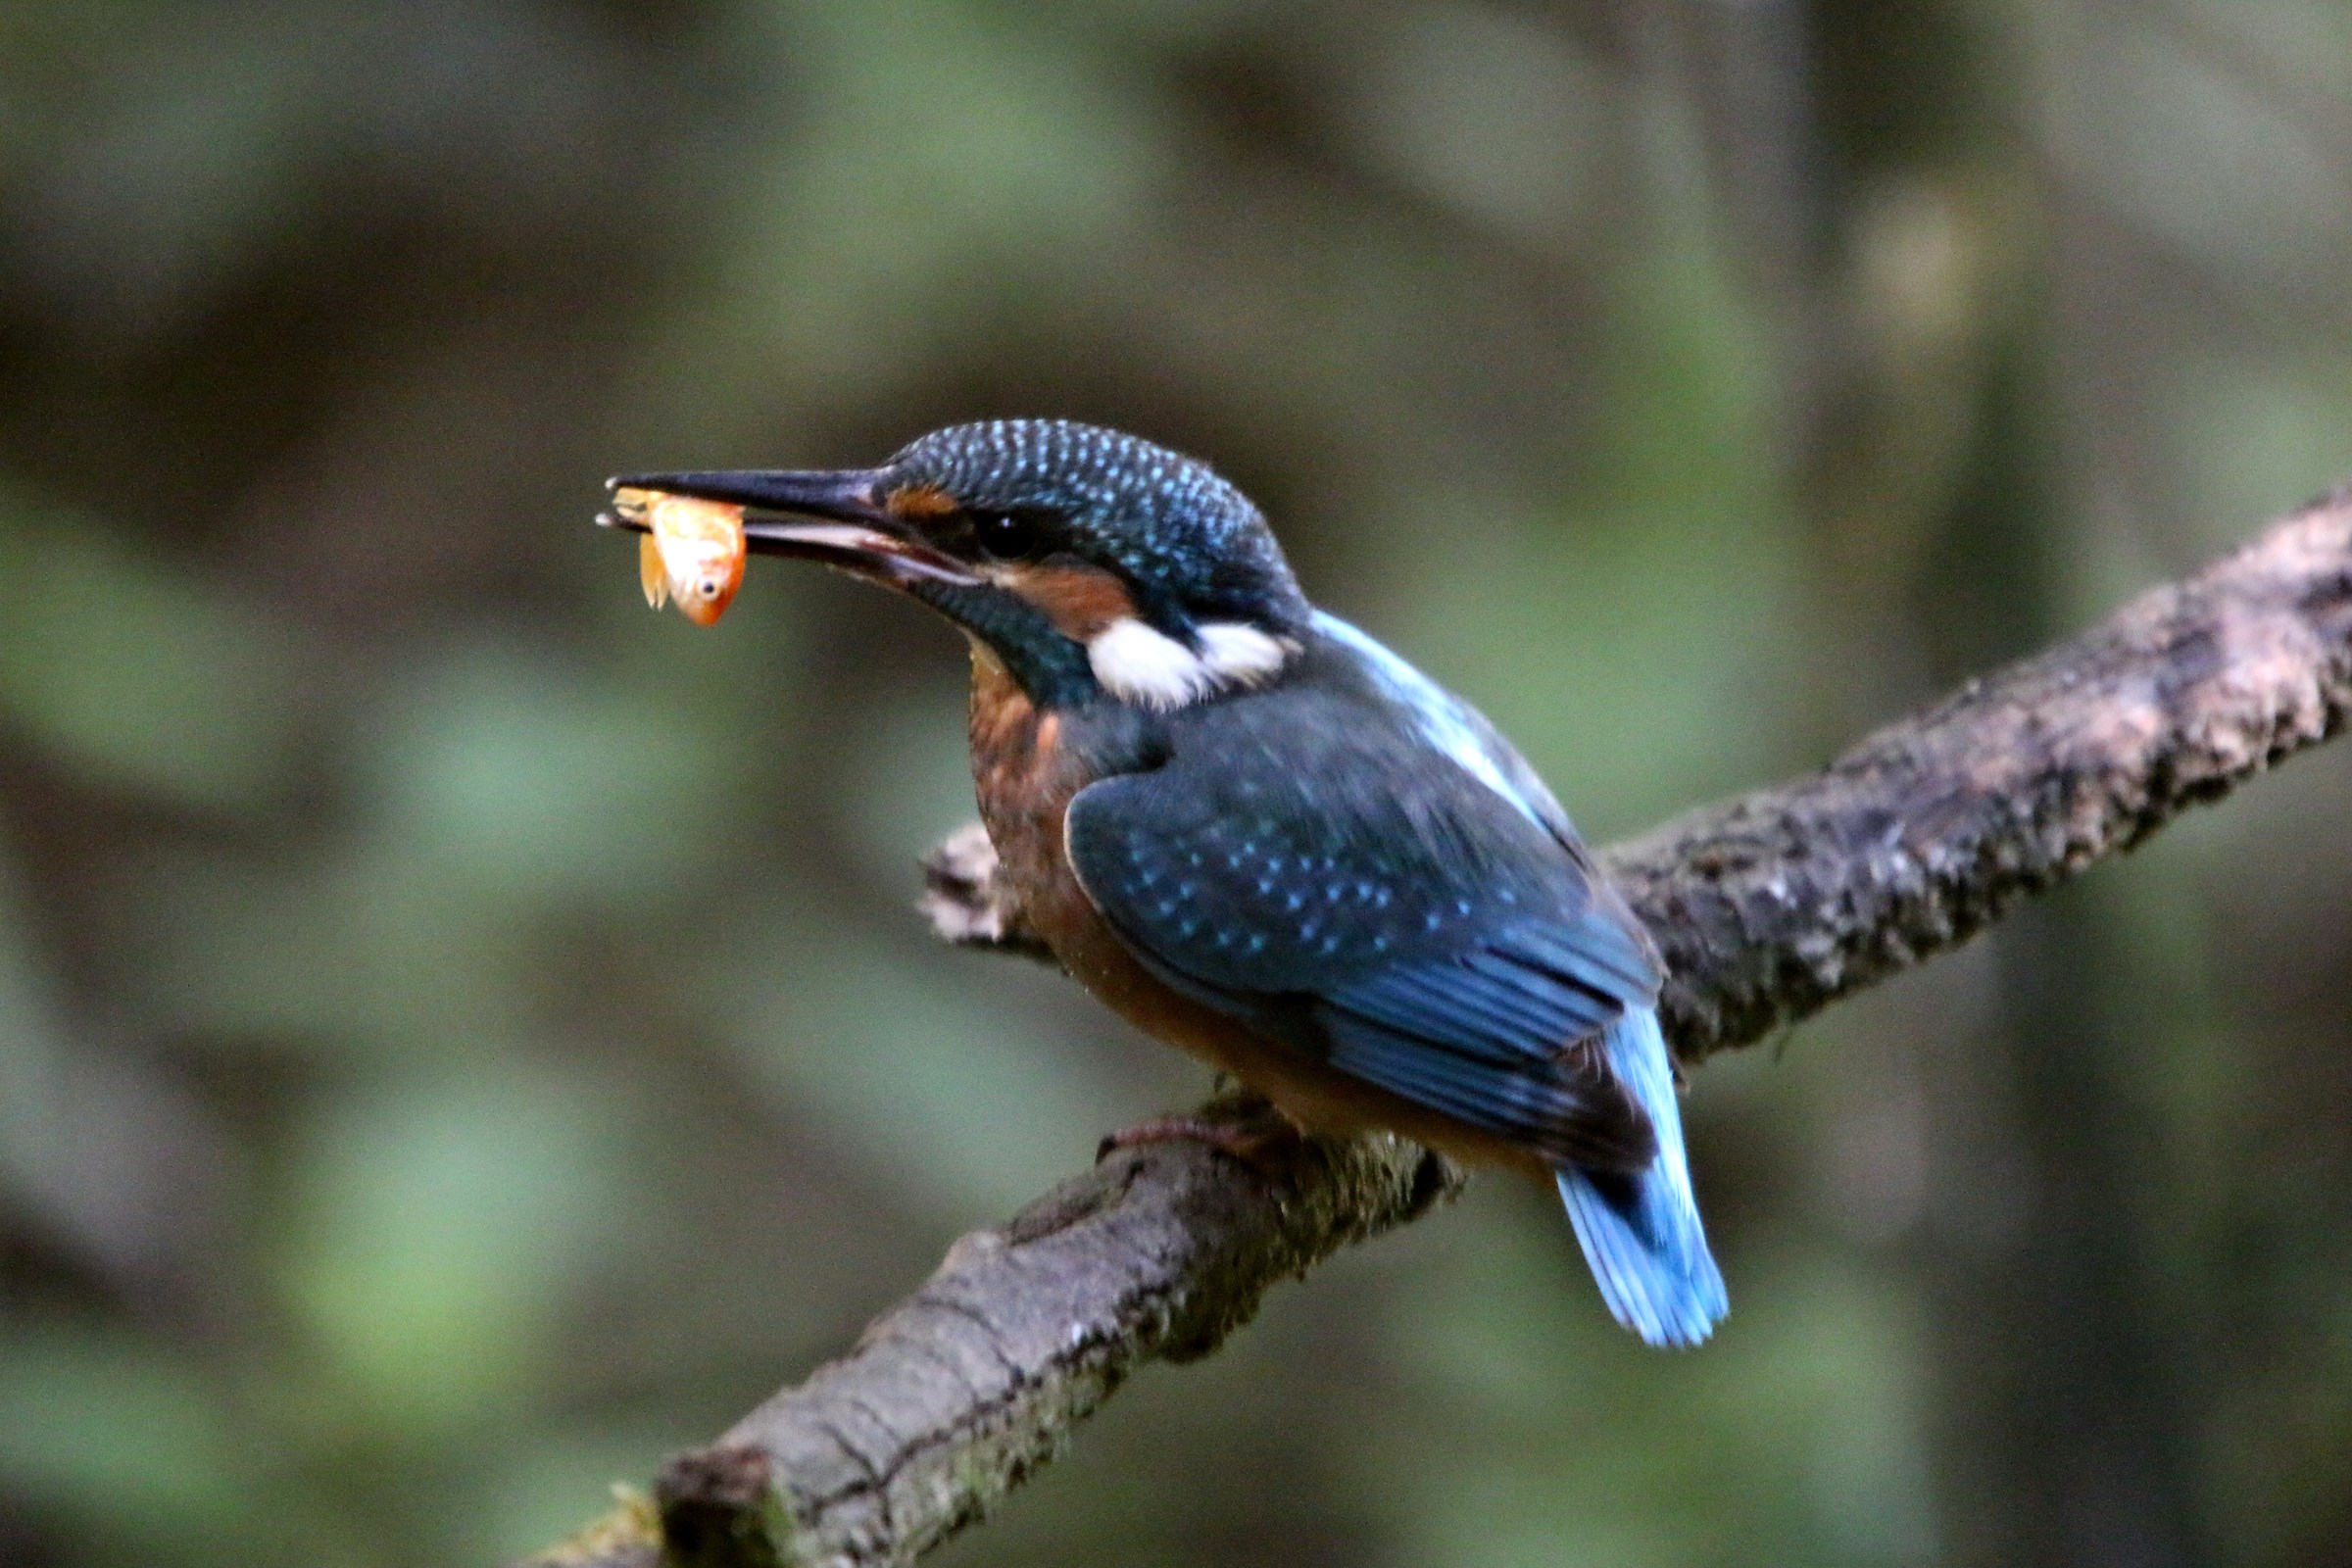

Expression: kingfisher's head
xmin=609 ymin=419 xmax=1311 ymax=710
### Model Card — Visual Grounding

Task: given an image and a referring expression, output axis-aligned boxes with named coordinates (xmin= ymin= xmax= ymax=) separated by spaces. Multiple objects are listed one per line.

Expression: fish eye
xmin=695 ymin=576 xmax=723 ymax=598
xmin=970 ymin=510 xmax=1045 ymax=562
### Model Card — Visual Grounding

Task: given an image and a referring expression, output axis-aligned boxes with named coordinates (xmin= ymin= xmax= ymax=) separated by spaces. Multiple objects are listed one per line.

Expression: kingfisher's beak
xmin=600 ymin=468 xmax=981 ymax=589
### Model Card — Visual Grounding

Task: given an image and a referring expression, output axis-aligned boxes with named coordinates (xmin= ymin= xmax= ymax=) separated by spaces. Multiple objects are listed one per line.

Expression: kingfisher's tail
xmin=1555 ymin=1007 xmax=1728 ymax=1348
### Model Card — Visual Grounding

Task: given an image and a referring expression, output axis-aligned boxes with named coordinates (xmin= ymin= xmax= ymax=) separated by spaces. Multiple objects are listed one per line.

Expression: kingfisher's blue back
xmin=1063 ymin=612 xmax=1728 ymax=1347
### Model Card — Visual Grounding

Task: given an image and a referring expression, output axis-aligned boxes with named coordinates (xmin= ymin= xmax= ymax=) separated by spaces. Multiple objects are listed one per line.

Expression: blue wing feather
xmin=1327 ymin=956 xmax=1612 ymax=1066
xmin=1065 ymin=631 xmax=1661 ymax=1164
xmin=1063 ymin=620 xmax=1726 ymax=1343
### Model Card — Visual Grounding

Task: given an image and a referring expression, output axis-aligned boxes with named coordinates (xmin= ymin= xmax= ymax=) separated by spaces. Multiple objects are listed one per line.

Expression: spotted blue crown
xmin=889 ymin=419 xmax=1308 ymax=632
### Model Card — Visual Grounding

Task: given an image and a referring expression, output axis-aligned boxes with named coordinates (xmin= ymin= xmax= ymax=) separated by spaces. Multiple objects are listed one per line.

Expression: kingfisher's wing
xmin=1064 ymin=650 xmax=1664 ymax=1172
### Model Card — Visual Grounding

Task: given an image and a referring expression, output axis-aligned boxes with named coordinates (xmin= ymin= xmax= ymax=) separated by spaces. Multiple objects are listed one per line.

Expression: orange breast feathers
xmin=966 ymin=645 xmax=1076 ymax=836
xmin=614 ymin=487 xmax=748 ymax=627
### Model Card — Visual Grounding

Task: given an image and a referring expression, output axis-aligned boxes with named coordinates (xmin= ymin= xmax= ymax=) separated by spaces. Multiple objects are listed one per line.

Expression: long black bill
xmin=601 ymin=468 xmax=979 ymax=588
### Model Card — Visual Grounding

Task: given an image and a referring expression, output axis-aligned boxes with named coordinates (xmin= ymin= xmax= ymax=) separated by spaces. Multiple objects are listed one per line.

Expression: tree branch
xmin=524 ymin=489 xmax=2352 ymax=1568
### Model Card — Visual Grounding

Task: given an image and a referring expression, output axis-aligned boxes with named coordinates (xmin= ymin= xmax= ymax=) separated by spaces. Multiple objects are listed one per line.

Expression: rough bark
xmin=523 ymin=490 xmax=2352 ymax=1568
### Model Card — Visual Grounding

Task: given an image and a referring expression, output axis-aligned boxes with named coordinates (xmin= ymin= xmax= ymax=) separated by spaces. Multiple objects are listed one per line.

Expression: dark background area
xmin=3 ymin=3 xmax=2350 ymax=1564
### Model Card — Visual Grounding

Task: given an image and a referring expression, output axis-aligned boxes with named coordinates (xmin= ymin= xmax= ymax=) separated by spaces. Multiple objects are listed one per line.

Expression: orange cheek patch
xmin=1003 ymin=562 xmax=1140 ymax=640
xmin=885 ymin=483 xmax=960 ymax=520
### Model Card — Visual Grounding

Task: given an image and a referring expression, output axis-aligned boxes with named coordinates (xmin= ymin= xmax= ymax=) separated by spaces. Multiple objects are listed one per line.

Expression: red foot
xmin=1097 ymin=1113 xmax=1303 ymax=1178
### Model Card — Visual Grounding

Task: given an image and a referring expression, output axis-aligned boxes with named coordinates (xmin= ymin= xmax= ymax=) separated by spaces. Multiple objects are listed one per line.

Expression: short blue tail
xmin=1555 ymin=1007 xmax=1727 ymax=1348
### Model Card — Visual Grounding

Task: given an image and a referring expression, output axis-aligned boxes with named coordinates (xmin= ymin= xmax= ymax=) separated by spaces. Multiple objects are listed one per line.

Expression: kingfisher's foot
xmin=1097 ymin=1113 xmax=1303 ymax=1177
xmin=917 ymin=821 xmax=1057 ymax=963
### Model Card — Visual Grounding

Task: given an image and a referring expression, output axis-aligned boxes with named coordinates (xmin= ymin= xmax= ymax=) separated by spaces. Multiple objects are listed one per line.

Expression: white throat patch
xmin=1087 ymin=617 xmax=1296 ymax=710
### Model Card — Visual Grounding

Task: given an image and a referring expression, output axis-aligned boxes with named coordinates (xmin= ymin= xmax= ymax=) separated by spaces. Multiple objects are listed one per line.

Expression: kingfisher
xmin=605 ymin=419 xmax=1727 ymax=1348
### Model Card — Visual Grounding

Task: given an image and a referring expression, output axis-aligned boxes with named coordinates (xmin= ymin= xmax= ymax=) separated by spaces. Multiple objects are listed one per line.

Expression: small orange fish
xmin=614 ymin=487 xmax=747 ymax=627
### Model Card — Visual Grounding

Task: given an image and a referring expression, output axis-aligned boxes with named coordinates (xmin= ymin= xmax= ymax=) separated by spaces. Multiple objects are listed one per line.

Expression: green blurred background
xmin=3 ymin=3 xmax=2351 ymax=1564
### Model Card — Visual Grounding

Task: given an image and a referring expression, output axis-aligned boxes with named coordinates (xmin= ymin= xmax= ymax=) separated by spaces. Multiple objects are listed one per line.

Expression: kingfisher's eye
xmin=970 ymin=510 xmax=1045 ymax=561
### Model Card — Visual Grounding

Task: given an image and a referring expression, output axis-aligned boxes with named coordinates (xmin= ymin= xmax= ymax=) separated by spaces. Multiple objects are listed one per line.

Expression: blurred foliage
xmin=3 ymin=2 xmax=2351 ymax=1565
